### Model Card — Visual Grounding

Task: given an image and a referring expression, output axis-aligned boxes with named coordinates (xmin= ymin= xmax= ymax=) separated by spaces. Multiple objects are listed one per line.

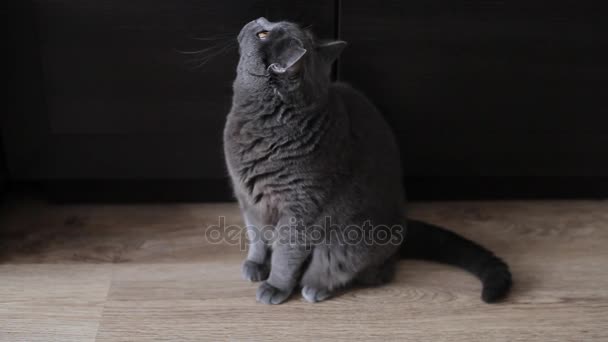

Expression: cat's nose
xmin=256 ymin=17 xmax=271 ymax=26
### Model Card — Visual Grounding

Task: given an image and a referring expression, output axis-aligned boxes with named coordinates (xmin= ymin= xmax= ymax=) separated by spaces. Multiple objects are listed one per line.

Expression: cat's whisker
xmin=176 ymin=45 xmax=223 ymax=55
xmin=177 ymin=39 xmax=235 ymax=55
xmin=185 ymin=41 xmax=237 ymax=70
xmin=191 ymin=37 xmax=233 ymax=42
xmin=191 ymin=32 xmax=235 ymax=41
xmin=178 ymin=36 xmax=237 ymax=70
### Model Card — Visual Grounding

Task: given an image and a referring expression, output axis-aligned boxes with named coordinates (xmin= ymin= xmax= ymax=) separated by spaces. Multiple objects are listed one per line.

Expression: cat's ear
xmin=268 ymin=41 xmax=307 ymax=74
xmin=316 ymin=40 xmax=347 ymax=64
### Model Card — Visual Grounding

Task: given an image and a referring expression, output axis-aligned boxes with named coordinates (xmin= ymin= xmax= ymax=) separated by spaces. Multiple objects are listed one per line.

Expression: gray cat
xmin=223 ymin=17 xmax=512 ymax=304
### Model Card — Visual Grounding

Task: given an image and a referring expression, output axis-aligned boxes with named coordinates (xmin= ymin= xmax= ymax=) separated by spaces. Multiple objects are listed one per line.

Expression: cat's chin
xmin=246 ymin=70 xmax=269 ymax=78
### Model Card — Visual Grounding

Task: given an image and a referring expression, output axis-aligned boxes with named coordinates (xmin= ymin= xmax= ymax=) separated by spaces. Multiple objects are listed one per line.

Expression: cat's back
xmin=329 ymin=81 xmax=403 ymax=205
xmin=329 ymin=82 xmax=400 ymax=159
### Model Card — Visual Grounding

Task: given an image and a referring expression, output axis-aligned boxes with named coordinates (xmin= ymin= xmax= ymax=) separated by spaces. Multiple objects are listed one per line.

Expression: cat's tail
xmin=399 ymin=219 xmax=512 ymax=303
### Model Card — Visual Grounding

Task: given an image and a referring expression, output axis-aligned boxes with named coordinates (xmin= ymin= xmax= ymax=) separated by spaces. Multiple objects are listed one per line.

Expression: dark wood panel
xmin=0 ymin=139 xmax=6 ymax=196
xmin=42 ymin=177 xmax=608 ymax=203
xmin=340 ymin=0 xmax=608 ymax=177
xmin=399 ymin=131 xmax=608 ymax=177
xmin=7 ymin=0 xmax=608 ymax=200
xmin=5 ymin=1 xmax=50 ymax=180
xmin=6 ymin=0 xmax=335 ymax=180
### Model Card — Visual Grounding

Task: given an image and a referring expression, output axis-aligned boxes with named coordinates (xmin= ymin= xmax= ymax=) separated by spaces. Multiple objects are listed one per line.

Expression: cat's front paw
xmin=256 ymin=281 xmax=292 ymax=305
xmin=242 ymin=260 xmax=269 ymax=282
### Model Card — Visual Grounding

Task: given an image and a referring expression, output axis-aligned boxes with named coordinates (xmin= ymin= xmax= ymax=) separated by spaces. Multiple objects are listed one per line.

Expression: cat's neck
xmin=232 ymin=75 xmax=328 ymax=119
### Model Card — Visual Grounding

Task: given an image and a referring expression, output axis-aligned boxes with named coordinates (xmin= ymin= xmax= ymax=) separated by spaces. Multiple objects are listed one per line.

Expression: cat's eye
xmin=257 ymin=31 xmax=269 ymax=39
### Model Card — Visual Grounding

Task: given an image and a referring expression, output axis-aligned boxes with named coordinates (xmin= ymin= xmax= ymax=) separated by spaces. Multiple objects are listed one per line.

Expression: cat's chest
xmin=224 ymin=109 xmax=336 ymax=210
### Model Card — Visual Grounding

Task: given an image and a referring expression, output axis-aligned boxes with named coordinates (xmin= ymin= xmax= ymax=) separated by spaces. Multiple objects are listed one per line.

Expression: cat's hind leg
xmin=301 ymin=285 xmax=333 ymax=303
xmin=355 ymin=257 xmax=397 ymax=286
xmin=299 ymin=246 xmax=357 ymax=303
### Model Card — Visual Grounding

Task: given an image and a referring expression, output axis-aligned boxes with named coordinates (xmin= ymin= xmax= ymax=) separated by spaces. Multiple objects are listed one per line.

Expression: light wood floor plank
xmin=0 ymin=265 xmax=113 ymax=342
xmin=0 ymin=200 xmax=607 ymax=341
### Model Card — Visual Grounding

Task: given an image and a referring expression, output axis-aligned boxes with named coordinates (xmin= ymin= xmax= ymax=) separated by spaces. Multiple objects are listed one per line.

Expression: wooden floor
xmin=0 ymin=199 xmax=607 ymax=341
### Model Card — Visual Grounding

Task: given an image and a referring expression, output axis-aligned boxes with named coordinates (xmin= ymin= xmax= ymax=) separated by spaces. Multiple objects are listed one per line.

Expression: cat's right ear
xmin=316 ymin=41 xmax=347 ymax=64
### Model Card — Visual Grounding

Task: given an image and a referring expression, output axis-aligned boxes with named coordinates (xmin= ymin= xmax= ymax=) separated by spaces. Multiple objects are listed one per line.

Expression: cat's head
xmin=235 ymin=17 xmax=346 ymax=96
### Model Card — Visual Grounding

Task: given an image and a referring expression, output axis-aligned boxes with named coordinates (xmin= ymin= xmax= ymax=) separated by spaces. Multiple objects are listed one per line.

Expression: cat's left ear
xmin=316 ymin=40 xmax=347 ymax=64
xmin=268 ymin=41 xmax=307 ymax=74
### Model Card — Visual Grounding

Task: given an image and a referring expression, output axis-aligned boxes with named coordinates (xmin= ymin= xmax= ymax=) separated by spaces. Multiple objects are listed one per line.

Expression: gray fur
xmin=224 ymin=18 xmax=406 ymax=304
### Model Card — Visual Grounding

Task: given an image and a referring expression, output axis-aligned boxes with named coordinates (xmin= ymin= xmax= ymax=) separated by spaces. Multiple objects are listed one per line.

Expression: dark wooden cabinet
xmin=0 ymin=140 xmax=5 ymax=195
xmin=340 ymin=0 xmax=608 ymax=179
xmin=5 ymin=0 xmax=335 ymax=182
xmin=5 ymin=1 xmax=608 ymax=199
